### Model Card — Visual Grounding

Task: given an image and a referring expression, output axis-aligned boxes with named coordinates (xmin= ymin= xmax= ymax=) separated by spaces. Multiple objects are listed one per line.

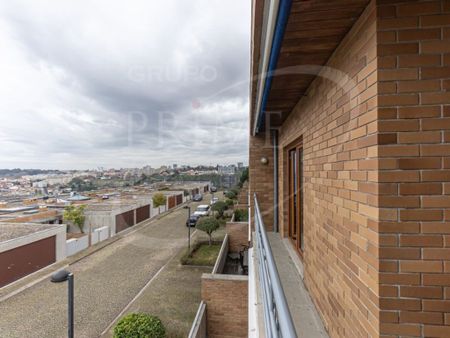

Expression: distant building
xmin=142 ymin=166 xmax=157 ymax=176
xmin=218 ymin=165 xmax=235 ymax=175
xmin=237 ymin=162 xmax=244 ymax=169
xmin=220 ymin=174 xmax=237 ymax=188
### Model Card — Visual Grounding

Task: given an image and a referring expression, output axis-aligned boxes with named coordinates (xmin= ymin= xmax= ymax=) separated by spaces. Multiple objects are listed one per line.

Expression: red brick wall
xmin=249 ymin=1 xmax=450 ymax=337
xmin=201 ymin=274 xmax=248 ymax=338
xmin=376 ymin=1 xmax=450 ymax=337
xmin=226 ymin=222 xmax=249 ymax=253
xmin=249 ymin=133 xmax=274 ymax=230
xmin=277 ymin=3 xmax=380 ymax=337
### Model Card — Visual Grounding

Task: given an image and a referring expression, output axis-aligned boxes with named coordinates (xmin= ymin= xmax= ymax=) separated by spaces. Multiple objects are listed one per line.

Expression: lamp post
xmin=184 ymin=205 xmax=191 ymax=251
xmin=51 ymin=269 xmax=74 ymax=338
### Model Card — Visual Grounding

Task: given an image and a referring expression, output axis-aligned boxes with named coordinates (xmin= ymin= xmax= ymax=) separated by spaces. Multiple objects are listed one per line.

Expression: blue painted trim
xmin=255 ymin=0 xmax=292 ymax=133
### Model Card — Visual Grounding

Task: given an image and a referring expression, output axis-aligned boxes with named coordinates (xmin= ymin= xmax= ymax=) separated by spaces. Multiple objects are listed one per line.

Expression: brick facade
xmin=201 ymin=274 xmax=248 ymax=338
xmin=226 ymin=222 xmax=249 ymax=253
xmin=376 ymin=1 xmax=450 ymax=337
xmin=249 ymin=1 xmax=450 ymax=337
xmin=249 ymin=133 xmax=274 ymax=230
xmin=276 ymin=3 xmax=380 ymax=337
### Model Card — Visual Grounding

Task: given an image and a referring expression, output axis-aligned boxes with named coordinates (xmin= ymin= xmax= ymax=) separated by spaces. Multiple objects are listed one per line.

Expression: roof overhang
xmin=250 ymin=0 xmax=370 ymax=135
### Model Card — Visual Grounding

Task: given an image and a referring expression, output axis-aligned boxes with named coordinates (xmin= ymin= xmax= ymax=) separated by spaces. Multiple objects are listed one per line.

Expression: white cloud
xmin=0 ymin=0 xmax=250 ymax=169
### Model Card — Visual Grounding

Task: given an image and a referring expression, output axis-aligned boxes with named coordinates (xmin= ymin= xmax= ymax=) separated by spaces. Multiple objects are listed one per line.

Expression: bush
xmin=113 ymin=313 xmax=165 ymax=338
xmin=234 ymin=209 xmax=248 ymax=222
xmin=225 ymin=190 xmax=237 ymax=199
xmin=225 ymin=199 xmax=234 ymax=207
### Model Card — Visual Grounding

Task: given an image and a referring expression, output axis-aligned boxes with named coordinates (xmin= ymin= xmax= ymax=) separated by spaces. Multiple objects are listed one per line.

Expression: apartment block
xmin=248 ymin=1 xmax=450 ymax=337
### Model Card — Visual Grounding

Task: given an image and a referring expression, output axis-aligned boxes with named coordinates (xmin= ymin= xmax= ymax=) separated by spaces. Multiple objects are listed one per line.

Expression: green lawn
xmin=183 ymin=243 xmax=221 ymax=266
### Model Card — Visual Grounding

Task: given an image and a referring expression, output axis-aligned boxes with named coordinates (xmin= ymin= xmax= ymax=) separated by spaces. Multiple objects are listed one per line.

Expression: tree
xmin=64 ymin=205 xmax=86 ymax=233
xmin=211 ymin=201 xmax=227 ymax=218
xmin=239 ymin=167 xmax=249 ymax=187
xmin=152 ymin=193 xmax=167 ymax=213
xmin=225 ymin=190 xmax=237 ymax=200
xmin=196 ymin=217 xmax=220 ymax=245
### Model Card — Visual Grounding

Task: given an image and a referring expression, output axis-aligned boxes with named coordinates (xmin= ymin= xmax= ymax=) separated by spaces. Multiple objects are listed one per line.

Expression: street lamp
xmin=51 ymin=269 xmax=74 ymax=338
xmin=184 ymin=205 xmax=191 ymax=251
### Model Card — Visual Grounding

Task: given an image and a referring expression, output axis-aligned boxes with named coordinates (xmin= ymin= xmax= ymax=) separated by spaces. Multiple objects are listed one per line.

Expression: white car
xmin=210 ymin=197 xmax=219 ymax=205
xmin=193 ymin=204 xmax=210 ymax=217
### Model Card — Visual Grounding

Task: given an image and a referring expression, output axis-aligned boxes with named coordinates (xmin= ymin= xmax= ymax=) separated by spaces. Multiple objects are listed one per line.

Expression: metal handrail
xmin=254 ymin=193 xmax=297 ymax=338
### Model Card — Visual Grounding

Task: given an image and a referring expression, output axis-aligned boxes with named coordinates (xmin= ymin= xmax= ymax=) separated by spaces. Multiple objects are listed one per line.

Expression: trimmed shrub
xmin=234 ymin=209 xmax=248 ymax=222
xmin=196 ymin=217 xmax=220 ymax=245
xmin=113 ymin=313 xmax=166 ymax=338
xmin=225 ymin=190 xmax=237 ymax=199
xmin=225 ymin=199 xmax=234 ymax=207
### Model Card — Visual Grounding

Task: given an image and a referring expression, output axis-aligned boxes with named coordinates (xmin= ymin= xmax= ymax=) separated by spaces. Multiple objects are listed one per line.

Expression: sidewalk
xmin=268 ymin=233 xmax=329 ymax=338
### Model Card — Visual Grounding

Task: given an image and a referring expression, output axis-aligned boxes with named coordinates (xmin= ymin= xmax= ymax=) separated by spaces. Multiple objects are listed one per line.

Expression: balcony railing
xmin=254 ymin=194 xmax=297 ymax=338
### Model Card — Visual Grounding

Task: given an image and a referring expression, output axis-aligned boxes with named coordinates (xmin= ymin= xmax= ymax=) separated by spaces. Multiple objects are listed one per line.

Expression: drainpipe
xmin=272 ymin=129 xmax=279 ymax=233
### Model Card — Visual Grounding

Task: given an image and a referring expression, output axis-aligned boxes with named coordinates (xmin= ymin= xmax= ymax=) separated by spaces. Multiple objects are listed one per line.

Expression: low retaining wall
xmin=212 ymin=234 xmax=228 ymax=274
xmin=91 ymin=226 xmax=109 ymax=245
xmin=199 ymin=233 xmax=248 ymax=338
xmin=188 ymin=301 xmax=207 ymax=338
xmin=66 ymin=235 xmax=89 ymax=256
xmin=201 ymin=274 xmax=248 ymax=338
xmin=225 ymin=222 xmax=248 ymax=253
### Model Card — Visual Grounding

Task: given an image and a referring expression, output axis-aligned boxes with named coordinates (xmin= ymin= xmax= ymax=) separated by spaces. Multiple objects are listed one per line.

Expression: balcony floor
xmin=267 ymin=232 xmax=329 ymax=338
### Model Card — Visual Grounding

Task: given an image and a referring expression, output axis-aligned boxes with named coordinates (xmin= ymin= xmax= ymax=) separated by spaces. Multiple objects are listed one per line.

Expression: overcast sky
xmin=0 ymin=0 xmax=250 ymax=170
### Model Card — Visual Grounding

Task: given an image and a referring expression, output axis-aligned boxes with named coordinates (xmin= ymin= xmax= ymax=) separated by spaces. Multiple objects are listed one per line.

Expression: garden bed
xmin=181 ymin=241 xmax=222 ymax=266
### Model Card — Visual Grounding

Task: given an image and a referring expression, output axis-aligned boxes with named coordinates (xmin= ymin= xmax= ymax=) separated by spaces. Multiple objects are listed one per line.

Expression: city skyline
xmin=0 ymin=161 xmax=248 ymax=172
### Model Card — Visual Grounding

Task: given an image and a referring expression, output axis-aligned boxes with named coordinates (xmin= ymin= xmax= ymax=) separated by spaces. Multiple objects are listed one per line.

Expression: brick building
xmin=248 ymin=1 xmax=450 ymax=337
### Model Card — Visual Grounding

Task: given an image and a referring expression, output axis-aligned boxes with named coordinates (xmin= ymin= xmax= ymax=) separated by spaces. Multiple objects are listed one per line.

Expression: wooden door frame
xmin=285 ymin=136 xmax=304 ymax=258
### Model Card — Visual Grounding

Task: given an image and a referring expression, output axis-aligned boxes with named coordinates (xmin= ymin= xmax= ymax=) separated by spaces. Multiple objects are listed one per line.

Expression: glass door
xmin=288 ymin=142 xmax=303 ymax=255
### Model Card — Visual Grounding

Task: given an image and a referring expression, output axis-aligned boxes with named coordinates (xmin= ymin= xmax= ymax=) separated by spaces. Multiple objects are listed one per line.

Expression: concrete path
xmin=268 ymin=232 xmax=329 ymax=338
xmin=0 ymin=198 xmax=209 ymax=338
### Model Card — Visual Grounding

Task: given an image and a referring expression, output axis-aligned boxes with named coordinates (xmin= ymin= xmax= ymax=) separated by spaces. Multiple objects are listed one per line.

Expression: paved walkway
xmin=0 ymin=198 xmax=208 ymax=338
xmin=268 ymin=232 xmax=329 ymax=338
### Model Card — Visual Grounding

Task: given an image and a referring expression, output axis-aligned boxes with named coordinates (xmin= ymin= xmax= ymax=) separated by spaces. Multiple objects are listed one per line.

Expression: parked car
xmin=210 ymin=197 xmax=219 ymax=205
xmin=186 ymin=214 xmax=199 ymax=227
xmin=193 ymin=194 xmax=203 ymax=201
xmin=193 ymin=204 xmax=210 ymax=217
xmin=210 ymin=186 xmax=217 ymax=192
